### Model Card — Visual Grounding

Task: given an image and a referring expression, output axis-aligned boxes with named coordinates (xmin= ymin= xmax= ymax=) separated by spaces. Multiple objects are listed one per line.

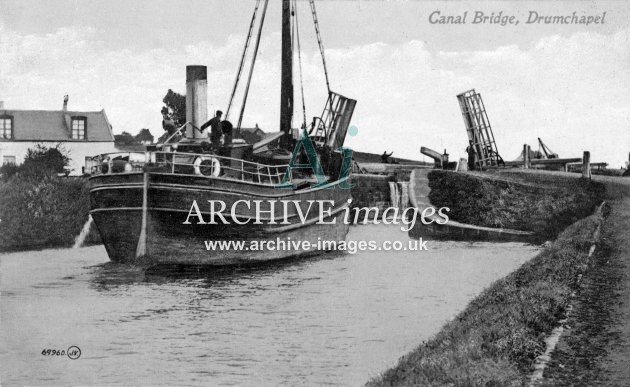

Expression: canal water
xmin=1 ymin=224 xmax=539 ymax=386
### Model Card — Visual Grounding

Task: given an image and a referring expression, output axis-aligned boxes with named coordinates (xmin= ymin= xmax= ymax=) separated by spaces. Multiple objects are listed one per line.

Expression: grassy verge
xmin=368 ymin=206 xmax=607 ymax=386
xmin=428 ymin=170 xmax=605 ymax=238
xmin=0 ymin=175 xmax=100 ymax=252
xmin=540 ymin=198 xmax=628 ymax=385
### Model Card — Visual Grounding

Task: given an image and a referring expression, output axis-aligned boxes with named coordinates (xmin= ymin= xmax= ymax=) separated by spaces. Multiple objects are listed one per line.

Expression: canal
xmin=1 ymin=224 xmax=540 ymax=385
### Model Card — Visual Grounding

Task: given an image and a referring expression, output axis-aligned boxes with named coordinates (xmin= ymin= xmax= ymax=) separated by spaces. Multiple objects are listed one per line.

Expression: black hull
xmin=90 ymin=172 xmax=351 ymax=266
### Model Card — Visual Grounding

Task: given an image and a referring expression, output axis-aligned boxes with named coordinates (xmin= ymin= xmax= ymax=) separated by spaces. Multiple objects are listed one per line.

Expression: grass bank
xmin=540 ymin=198 xmax=630 ymax=384
xmin=428 ymin=170 xmax=605 ymax=238
xmin=0 ymin=175 xmax=100 ymax=252
xmin=368 ymin=205 xmax=607 ymax=386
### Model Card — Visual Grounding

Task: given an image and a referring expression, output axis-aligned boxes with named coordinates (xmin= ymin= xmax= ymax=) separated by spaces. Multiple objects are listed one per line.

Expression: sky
xmin=1 ymin=0 xmax=629 ymax=166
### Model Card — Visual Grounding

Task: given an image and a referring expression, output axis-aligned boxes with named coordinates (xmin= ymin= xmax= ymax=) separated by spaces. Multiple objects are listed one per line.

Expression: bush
xmin=0 ymin=145 xmax=98 ymax=251
xmin=0 ymin=144 xmax=69 ymax=181
xmin=0 ymin=175 xmax=96 ymax=251
xmin=0 ymin=162 xmax=21 ymax=180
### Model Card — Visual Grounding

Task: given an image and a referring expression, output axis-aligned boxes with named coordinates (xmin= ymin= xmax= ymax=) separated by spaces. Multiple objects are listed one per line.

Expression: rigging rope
xmin=309 ymin=0 xmax=331 ymax=96
xmin=225 ymin=0 xmax=261 ymax=121
xmin=228 ymin=0 xmax=331 ymax=132
xmin=236 ymin=0 xmax=269 ymax=131
xmin=292 ymin=0 xmax=307 ymax=128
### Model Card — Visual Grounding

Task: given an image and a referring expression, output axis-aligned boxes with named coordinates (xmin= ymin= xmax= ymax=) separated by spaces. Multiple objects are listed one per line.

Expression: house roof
xmin=0 ymin=109 xmax=114 ymax=142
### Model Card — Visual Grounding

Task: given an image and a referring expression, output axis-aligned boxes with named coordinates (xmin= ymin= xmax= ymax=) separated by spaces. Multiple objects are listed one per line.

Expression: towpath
xmin=541 ymin=195 xmax=630 ymax=385
xmin=449 ymin=168 xmax=630 ymax=384
xmin=599 ymin=197 xmax=630 ymax=383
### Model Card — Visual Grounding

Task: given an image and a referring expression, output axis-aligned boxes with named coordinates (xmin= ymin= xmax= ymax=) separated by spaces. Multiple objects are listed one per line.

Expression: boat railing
xmin=88 ymin=151 xmax=289 ymax=186
xmin=86 ymin=152 xmax=147 ymax=175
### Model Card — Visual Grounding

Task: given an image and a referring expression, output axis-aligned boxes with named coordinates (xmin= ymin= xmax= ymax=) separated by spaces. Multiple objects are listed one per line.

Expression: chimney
xmin=185 ymin=66 xmax=207 ymax=139
xmin=0 ymin=101 xmax=4 ymax=109
xmin=62 ymin=95 xmax=72 ymax=134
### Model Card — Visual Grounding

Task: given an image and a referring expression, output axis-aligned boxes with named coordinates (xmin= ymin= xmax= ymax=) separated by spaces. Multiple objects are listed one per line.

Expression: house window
xmin=2 ymin=155 xmax=16 ymax=165
xmin=71 ymin=117 xmax=87 ymax=140
xmin=0 ymin=116 xmax=13 ymax=139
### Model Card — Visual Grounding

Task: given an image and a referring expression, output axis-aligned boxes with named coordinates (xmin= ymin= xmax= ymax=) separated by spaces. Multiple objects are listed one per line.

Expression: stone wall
xmin=350 ymin=173 xmax=394 ymax=210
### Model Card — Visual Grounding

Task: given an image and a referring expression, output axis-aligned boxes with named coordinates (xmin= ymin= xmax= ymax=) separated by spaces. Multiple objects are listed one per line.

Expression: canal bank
xmin=368 ymin=170 xmax=630 ymax=386
xmin=368 ymin=207 xmax=607 ymax=386
xmin=538 ymin=196 xmax=630 ymax=385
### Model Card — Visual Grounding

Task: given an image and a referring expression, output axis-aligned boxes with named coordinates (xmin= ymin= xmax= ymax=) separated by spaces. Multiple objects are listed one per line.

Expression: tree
xmin=23 ymin=144 xmax=69 ymax=174
xmin=159 ymin=89 xmax=186 ymax=143
xmin=114 ymin=131 xmax=136 ymax=146
xmin=0 ymin=144 xmax=70 ymax=181
xmin=135 ymin=128 xmax=154 ymax=144
xmin=162 ymin=89 xmax=186 ymax=131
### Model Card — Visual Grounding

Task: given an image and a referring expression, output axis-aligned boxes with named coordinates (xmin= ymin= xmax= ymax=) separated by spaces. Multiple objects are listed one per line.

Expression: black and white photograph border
xmin=1 ymin=0 xmax=629 ymax=385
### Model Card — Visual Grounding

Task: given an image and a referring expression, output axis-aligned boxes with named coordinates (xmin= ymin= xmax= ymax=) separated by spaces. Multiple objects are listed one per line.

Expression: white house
xmin=0 ymin=96 xmax=116 ymax=175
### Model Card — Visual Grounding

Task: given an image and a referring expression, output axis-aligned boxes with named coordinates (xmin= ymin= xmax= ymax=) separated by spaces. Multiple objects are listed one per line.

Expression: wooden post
xmin=526 ymin=145 xmax=532 ymax=169
xmin=135 ymin=172 xmax=149 ymax=258
xmin=582 ymin=151 xmax=591 ymax=178
xmin=523 ymin=144 xmax=531 ymax=169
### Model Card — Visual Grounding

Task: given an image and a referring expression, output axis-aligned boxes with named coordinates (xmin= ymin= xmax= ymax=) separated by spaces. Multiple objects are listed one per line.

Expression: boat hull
xmin=90 ymin=172 xmax=351 ymax=266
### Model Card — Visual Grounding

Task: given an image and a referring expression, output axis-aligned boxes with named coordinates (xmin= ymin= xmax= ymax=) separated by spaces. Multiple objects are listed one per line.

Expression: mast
xmin=279 ymin=0 xmax=293 ymax=149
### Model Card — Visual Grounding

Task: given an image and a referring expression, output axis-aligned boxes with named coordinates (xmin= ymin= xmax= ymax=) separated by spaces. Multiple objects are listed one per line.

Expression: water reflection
xmin=89 ymin=251 xmax=344 ymax=291
xmin=2 ymin=224 xmax=540 ymax=386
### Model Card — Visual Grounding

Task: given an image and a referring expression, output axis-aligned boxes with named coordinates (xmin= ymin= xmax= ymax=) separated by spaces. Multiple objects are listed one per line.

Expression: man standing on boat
xmin=200 ymin=110 xmax=223 ymax=147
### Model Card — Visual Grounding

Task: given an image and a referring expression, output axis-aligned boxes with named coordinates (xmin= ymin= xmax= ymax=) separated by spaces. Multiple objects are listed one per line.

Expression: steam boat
xmin=88 ymin=0 xmax=357 ymax=266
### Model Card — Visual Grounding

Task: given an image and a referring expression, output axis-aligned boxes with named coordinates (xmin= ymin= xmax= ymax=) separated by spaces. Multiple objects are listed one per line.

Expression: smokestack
xmin=62 ymin=95 xmax=72 ymax=134
xmin=0 ymin=101 xmax=4 ymax=109
xmin=185 ymin=66 xmax=207 ymax=139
